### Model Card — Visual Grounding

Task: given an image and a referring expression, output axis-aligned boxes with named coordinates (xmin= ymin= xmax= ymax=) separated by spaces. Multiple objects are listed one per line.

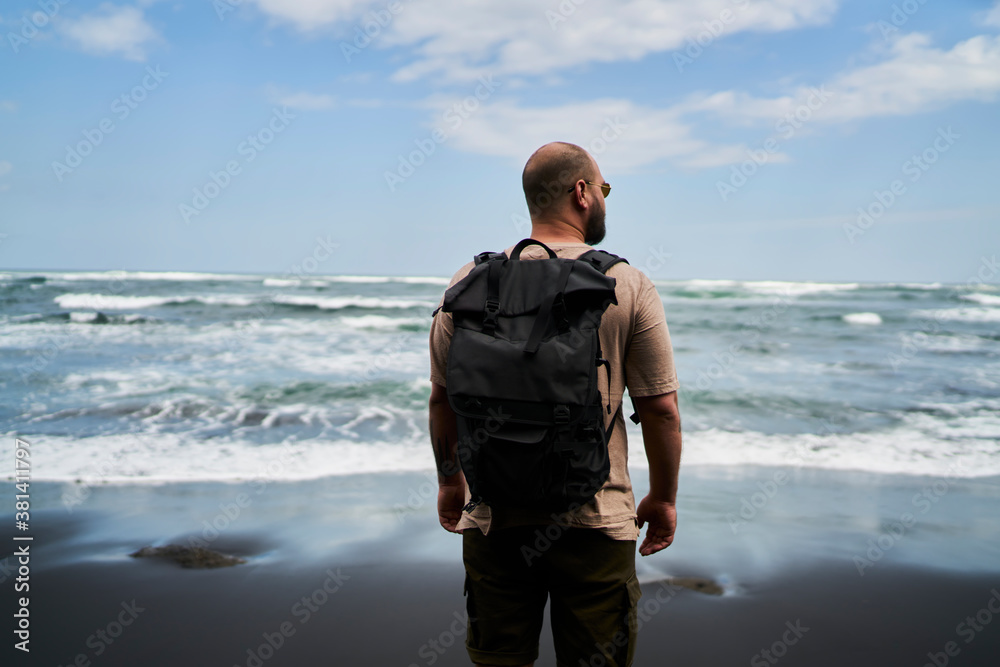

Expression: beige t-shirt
xmin=429 ymin=242 xmax=679 ymax=540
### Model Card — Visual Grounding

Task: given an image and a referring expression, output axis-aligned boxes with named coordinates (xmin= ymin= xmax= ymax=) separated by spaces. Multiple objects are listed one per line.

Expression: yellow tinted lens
xmin=601 ymin=183 xmax=611 ymax=198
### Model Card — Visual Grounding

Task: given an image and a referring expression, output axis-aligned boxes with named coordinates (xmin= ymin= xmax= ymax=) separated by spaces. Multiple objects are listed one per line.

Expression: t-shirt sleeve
xmin=428 ymin=302 xmax=453 ymax=388
xmin=429 ymin=262 xmax=474 ymax=387
xmin=624 ymin=274 xmax=680 ymax=397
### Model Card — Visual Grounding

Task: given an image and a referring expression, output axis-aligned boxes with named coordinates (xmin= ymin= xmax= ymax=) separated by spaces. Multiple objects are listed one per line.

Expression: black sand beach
xmin=5 ymin=467 xmax=1000 ymax=666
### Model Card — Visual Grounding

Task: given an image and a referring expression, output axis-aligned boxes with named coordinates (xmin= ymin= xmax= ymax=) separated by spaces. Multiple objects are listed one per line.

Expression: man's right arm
xmin=429 ymin=382 xmax=466 ymax=533
xmin=632 ymin=390 xmax=682 ymax=556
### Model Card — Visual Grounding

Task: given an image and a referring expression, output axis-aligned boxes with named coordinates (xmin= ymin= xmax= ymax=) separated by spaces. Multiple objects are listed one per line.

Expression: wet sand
xmin=3 ymin=468 xmax=999 ymax=666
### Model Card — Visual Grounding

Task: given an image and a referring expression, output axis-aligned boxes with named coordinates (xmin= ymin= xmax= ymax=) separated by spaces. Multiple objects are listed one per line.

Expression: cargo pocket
xmin=622 ymin=572 xmax=642 ymax=666
xmin=464 ymin=572 xmax=479 ymax=652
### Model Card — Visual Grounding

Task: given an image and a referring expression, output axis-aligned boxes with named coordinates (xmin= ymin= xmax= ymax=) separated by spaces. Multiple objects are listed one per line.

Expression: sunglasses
xmin=566 ymin=181 xmax=611 ymax=198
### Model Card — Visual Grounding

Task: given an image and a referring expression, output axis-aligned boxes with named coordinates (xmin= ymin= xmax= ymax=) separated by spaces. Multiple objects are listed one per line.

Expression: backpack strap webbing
xmin=523 ymin=260 xmax=573 ymax=355
xmin=578 ymin=249 xmax=628 ymax=274
xmin=579 ymin=249 xmax=641 ymax=424
xmin=482 ymin=255 xmax=506 ymax=336
xmin=474 ymin=250 xmax=507 ymax=266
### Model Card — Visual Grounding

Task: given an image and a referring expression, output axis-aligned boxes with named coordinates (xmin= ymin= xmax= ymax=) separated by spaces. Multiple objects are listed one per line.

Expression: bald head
xmin=522 ymin=142 xmax=598 ymax=218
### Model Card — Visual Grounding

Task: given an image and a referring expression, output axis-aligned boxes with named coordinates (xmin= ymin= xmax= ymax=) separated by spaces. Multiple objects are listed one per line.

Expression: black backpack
xmin=436 ymin=238 xmax=628 ymax=513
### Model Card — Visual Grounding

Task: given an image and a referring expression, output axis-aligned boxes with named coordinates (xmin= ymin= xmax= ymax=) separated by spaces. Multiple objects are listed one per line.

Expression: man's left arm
xmin=429 ymin=382 xmax=466 ymax=533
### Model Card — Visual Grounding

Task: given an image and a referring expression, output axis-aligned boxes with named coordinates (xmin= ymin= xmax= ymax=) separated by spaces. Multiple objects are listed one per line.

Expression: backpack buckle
xmin=553 ymin=405 xmax=570 ymax=424
xmin=483 ymin=298 xmax=500 ymax=334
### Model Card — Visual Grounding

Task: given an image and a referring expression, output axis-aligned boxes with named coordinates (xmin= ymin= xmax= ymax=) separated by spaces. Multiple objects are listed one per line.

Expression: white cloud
xmin=0 ymin=161 xmax=12 ymax=177
xmin=277 ymin=92 xmax=338 ymax=110
xmin=982 ymin=1 xmax=1000 ymax=28
xmin=435 ymin=32 xmax=1000 ymax=171
xmin=251 ymin=0 xmax=839 ymax=81
xmin=0 ymin=101 xmax=16 ymax=113
xmin=436 ymin=98 xmax=766 ymax=172
xmin=251 ymin=0 xmax=369 ymax=31
xmin=685 ymin=32 xmax=1000 ymax=124
xmin=58 ymin=4 xmax=160 ymax=61
xmin=387 ymin=0 xmax=839 ymax=82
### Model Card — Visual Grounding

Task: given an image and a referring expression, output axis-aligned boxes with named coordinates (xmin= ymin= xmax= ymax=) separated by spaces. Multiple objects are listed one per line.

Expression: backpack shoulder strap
xmin=577 ymin=249 xmax=628 ymax=274
xmin=579 ymin=249 xmax=640 ymax=423
xmin=474 ymin=250 xmax=507 ymax=266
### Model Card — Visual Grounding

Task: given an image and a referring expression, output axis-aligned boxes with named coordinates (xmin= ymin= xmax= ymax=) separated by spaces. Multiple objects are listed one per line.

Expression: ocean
xmin=2 ymin=269 xmax=998 ymax=486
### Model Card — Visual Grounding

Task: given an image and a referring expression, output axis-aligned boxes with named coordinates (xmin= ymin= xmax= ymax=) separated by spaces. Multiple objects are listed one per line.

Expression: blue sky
xmin=1 ymin=0 xmax=998 ymax=282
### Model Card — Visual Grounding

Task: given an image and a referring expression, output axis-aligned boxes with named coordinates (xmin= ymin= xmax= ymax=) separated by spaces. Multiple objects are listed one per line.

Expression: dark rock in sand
xmin=664 ymin=576 xmax=724 ymax=596
xmin=130 ymin=544 xmax=246 ymax=569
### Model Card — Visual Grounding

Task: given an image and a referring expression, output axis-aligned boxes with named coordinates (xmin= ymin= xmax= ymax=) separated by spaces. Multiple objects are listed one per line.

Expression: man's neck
xmin=529 ymin=219 xmax=586 ymax=245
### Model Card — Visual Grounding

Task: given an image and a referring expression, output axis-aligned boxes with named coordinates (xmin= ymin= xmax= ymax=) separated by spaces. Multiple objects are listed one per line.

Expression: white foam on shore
xmin=629 ymin=422 xmax=1000 ymax=479
xmin=9 ymin=409 xmax=1000 ymax=484
xmin=326 ymin=275 xmax=449 ymax=285
xmin=262 ymin=278 xmax=330 ymax=288
xmin=339 ymin=315 xmax=427 ymax=330
xmin=0 ymin=432 xmax=433 ymax=485
xmin=49 ymin=271 xmax=262 ymax=282
xmin=916 ymin=307 xmax=1000 ymax=323
xmin=743 ymin=281 xmax=860 ymax=297
xmin=962 ymin=293 xmax=1000 ymax=306
xmin=54 ymin=293 xmax=259 ymax=310
xmin=53 ymin=293 xmax=434 ymax=311
xmin=843 ymin=312 xmax=882 ymax=325
xmin=272 ymin=295 xmax=435 ymax=310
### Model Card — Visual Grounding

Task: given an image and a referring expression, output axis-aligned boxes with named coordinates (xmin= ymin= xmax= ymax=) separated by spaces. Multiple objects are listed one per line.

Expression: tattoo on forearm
xmin=432 ymin=433 xmax=460 ymax=477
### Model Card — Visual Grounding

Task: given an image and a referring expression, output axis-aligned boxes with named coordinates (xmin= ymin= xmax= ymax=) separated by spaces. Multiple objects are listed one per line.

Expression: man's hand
xmin=636 ymin=495 xmax=676 ymax=556
xmin=438 ymin=482 xmax=466 ymax=533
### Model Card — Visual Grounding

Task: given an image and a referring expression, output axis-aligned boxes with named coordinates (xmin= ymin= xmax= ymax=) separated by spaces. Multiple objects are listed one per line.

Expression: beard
xmin=584 ymin=201 xmax=606 ymax=245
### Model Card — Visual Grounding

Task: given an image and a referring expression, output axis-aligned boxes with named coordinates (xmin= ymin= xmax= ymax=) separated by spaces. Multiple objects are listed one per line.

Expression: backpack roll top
xmin=442 ymin=255 xmax=617 ymax=419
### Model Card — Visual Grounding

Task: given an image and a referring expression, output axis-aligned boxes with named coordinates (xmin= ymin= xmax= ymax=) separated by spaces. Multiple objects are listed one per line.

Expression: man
xmin=428 ymin=141 xmax=682 ymax=667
